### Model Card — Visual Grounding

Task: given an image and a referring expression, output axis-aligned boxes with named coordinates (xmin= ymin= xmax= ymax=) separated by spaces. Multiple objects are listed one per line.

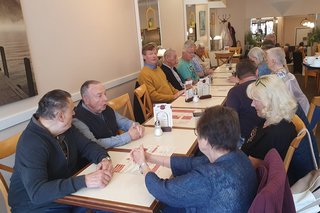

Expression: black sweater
xmin=8 ymin=115 xmax=108 ymax=212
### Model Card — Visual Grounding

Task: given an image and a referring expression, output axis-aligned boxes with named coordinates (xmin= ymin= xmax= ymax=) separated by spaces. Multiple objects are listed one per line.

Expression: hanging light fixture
xmin=301 ymin=17 xmax=315 ymax=28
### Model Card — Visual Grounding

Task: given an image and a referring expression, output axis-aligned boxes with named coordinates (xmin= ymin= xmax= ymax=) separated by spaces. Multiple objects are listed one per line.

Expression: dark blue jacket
xmin=9 ymin=115 xmax=108 ymax=212
xmin=145 ymin=151 xmax=257 ymax=213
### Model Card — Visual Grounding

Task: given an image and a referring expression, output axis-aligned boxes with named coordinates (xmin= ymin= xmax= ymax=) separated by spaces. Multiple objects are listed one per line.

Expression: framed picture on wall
xmin=0 ymin=0 xmax=38 ymax=106
xmin=199 ymin=11 xmax=206 ymax=36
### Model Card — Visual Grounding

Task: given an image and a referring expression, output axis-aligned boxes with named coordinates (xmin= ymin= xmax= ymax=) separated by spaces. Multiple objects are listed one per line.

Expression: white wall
xmin=0 ymin=0 xmax=141 ymax=132
xmin=159 ymin=0 xmax=185 ymax=55
xmin=0 ymin=1 xmax=141 ymax=211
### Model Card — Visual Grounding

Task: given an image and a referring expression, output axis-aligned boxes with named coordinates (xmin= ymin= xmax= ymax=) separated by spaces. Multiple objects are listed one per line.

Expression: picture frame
xmin=199 ymin=11 xmax=206 ymax=36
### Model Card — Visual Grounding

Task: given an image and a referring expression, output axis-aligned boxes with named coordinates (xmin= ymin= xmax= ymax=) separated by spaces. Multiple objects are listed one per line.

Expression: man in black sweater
xmin=161 ymin=49 xmax=184 ymax=90
xmin=9 ymin=89 xmax=113 ymax=212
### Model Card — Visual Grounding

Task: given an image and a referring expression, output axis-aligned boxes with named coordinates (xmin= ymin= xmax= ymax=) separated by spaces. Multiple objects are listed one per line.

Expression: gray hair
xmin=80 ymin=80 xmax=101 ymax=97
xmin=36 ymin=89 xmax=71 ymax=119
xmin=183 ymin=40 xmax=195 ymax=52
xmin=248 ymin=47 xmax=267 ymax=65
xmin=266 ymin=47 xmax=288 ymax=72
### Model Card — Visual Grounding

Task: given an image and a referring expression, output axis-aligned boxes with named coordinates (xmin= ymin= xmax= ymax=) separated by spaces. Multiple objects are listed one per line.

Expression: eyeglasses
xmin=255 ymin=78 xmax=266 ymax=87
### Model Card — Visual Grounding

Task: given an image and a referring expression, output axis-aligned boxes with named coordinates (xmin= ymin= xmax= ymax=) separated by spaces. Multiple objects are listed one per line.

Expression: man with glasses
xmin=177 ymin=40 xmax=199 ymax=84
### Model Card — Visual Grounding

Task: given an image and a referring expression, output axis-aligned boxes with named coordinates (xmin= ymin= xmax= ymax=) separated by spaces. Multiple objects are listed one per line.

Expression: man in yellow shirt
xmin=137 ymin=43 xmax=184 ymax=103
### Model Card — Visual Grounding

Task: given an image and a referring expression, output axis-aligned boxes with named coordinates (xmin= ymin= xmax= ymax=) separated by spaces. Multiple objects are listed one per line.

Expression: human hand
xmin=97 ymin=158 xmax=114 ymax=174
xmin=206 ymin=68 xmax=214 ymax=75
xmin=174 ymin=90 xmax=184 ymax=99
xmin=130 ymin=145 xmax=146 ymax=165
xmin=128 ymin=123 xmax=142 ymax=140
xmin=85 ymin=168 xmax=112 ymax=188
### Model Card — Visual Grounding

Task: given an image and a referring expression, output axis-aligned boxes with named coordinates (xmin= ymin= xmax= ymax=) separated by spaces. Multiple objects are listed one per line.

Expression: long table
xmin=57 ymin=151 xmax=172 ymax=213
xmin=57 ymin=64 xmax=236 ymax=212
xmin=57 ymin=127 xmax=198 ymax=212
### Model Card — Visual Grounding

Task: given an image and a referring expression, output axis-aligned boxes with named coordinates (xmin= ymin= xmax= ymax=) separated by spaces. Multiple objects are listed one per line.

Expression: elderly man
xmin=177 ymin=40 xmax=199 ymax=84
xmin=73 ymin=80 xmax=144 ymax=149
xmin=137 ymin=43 xmax=184 ymax=103
xmin=225 ymin=59 xmax=264 ymax=141
xmin=192 ymin=42 xmax=214 ymax=77
xmin=9 ymin=89 xmax=113 ymax=212
xmin=161 ymin=48 xmax=184 ymax=91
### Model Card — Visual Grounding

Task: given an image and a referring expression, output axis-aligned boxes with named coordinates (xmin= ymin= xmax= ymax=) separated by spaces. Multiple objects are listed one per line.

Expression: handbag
xmin=291 ymin=129 xmax=320 ymax=213
xmin=291 ymin=170 xmax=320 ymax=212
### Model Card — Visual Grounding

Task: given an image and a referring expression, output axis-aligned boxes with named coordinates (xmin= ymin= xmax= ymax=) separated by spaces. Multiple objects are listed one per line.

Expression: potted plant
xmin=307 ymin=27 xmax=320 ymax=52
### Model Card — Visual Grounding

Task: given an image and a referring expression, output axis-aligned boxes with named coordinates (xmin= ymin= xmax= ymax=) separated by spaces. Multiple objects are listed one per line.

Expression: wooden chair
xmin=108 ymin=93 xmax=135 ymax=121
xmin=283 ymin=115 xmax=307 ymax=172
xmin=228 ymin=47 xmax=241 ymax=55
xmin=134 ymin=84 xmax=153 ymax=122
xmin=0 ymin=172 xmax=10 ymax=213
xmin=307 ymin=96 xmax=320 ymax=135
xmin=0 ymin=132 xmax=21 ymax=213
xmin=304 ymin=65 xmax=319 ymax=90
xmin=215 ymin=52 xmax=234 ymax=66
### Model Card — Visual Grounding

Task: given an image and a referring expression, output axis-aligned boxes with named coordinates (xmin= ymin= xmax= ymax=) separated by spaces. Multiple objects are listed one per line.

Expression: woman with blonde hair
xmin=248 ymin=47 xmax=271 ymax=76
xmin=266 ymin=47 xmax=309 ymax=115
xmin=241 ymin=74 xmax=297 ymax=168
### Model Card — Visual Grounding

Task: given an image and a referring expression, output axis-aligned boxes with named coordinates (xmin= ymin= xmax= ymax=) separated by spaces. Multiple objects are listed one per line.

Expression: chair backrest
xmin=0 ymin=132 xmax=21 ymax=173
xmin=134 ymin=84 xmax=153 ymax=122
xmin=0 ymin=172 xmax=10 ymax=213
xmin=215 ymin=52 xmax=234 ymax=66
xmin=0 ymin=132 xmax=21 ymax=213
xmin=108 ymin=93 xmax=135 ymax=121
xmin=283 ymin=115 xmax=307 ymax=172
xmin=307 ymin=96 xmax=320 ymax=134
xmin=248 ymin=149 xmax=295 ymax=213
xmin=229 ymin=47 xmax=241 ymax=54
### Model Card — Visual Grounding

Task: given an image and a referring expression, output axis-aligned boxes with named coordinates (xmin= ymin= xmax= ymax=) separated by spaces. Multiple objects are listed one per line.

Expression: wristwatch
xmin=102 ymin=156 xmax=111 ymax=161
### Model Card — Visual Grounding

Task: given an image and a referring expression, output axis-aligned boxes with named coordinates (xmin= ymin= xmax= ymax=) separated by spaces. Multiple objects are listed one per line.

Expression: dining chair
xmin=304 ymin=65 xmax=319 ymax=90
xmin=283 ymin=115 xmax=307 ymax=172
xmin=134 ymin=84 xmax=153 ymax=123
xmin=215 ymin=52 xmax=234 ymax=66
xmin=248 ymin=149 xmax=295 ymax=212
xmin=307 ymin=96 xmax=320 ymax=135
xmin=108 ymin=93 xmax=135 ymax=121
xmin=228 ymin=47 xmax=241 ymax=55
xmin=0 ymin=172 xmax=10 ymax=213
xmin=0 ymin=132 xmax=22 ymax=213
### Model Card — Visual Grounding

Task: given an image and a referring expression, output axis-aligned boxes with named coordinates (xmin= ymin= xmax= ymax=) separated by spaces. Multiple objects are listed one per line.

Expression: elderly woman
xmin=248 ymin=47 xmax=271 ymax=77
xmin=131 ymin=106 xmax=257 ymax=213
xmin=241 ymin=75 xmax=297 ymax=168
xmin=266 ymin=47 xmax=309 ymax=115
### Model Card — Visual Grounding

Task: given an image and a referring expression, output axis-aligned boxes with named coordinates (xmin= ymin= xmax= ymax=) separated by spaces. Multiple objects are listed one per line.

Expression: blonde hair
xmin=246 ymin=74 xmax=297 ymax=125
xmin=266 ymin=47 xmax=288 ymax=73
xmin=248 ymin=47 xmax=266 ymax=65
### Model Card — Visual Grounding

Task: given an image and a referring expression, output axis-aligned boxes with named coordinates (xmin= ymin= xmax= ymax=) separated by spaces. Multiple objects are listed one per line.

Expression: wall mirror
xmin=184 ymin=1 xmax=226 ymax=51
xmin=0 ymin=0 xmax=37 ymax=106
xmin=248 ymin=14 xmax=318 ymax=47
xmin=138 ymin=0 xmax=161 ymax=46
xmin=185 ymin=3 xmax=210 ymax=50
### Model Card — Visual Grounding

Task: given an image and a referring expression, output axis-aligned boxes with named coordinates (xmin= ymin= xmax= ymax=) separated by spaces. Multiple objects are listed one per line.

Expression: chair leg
xmin=305 ymin=70 xmax=308 ymax=89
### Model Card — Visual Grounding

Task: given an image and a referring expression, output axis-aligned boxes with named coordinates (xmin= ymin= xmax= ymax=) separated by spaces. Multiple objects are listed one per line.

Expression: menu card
xmin=197 ymin=77 xmax=211 ymax=98
xmin=153 ymin=103 xmax=173 ymax=131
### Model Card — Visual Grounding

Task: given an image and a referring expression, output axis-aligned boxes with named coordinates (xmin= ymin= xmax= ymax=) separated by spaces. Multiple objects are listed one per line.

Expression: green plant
xmin=245 ymin=31 xmax=257 ymax=46
xmin=308 ymin=27 xmax=320 ymax=46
